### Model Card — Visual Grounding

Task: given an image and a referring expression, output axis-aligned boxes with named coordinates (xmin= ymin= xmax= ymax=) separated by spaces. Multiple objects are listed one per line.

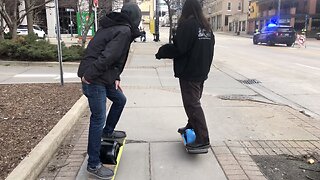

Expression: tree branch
xmin=17 ymin=0 xmax=53 ymax=25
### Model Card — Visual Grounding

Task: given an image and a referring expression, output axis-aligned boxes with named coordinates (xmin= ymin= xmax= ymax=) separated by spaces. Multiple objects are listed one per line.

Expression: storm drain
xmin=217 ymin=94 xmax=254 ymax=101
xmin=237 ymin=79 xmax=261 ymax=84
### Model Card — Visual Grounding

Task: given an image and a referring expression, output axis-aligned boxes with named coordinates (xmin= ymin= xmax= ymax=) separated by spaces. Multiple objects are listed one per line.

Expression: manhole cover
xmin=218 ymin=94 xmax=254 ymax=101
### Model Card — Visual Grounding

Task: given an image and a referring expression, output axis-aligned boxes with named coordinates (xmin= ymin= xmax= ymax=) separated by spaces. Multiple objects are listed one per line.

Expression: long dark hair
xmin=178 ymin=0 xmax=211 ymax=31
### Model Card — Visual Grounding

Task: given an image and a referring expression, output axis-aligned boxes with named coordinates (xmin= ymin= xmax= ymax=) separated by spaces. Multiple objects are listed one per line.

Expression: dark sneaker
xmin=178 ymin=125 xmax=192 ymax=134
xmin=102 ymin=130 xmax=127 ymax=140
xmin=87 ymin=164 xmax=114 ymax=179
xmin=177 ymin=127 xmax=187 ymax=134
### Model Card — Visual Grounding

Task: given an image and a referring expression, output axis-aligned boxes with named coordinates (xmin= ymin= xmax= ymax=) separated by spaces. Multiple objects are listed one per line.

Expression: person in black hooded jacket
xmin=77 ymin=3 xmax=141 ymax=179
xmin=156 ymin=0 xmax=215 ymax=151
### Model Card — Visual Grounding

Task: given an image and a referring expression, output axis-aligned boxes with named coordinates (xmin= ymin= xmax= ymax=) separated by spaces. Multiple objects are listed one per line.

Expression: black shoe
xmin=178 ymin=125 xmax=193 ymax=134
xmin=186 ymin=142 xmax=210 ymax=150
xmin=102 ymin=130 xmax=126 ymax=140
xmin=87 ymin=164 xmax=114 ymax=179
xmin=177 ymin=127 xmax=188 ymax=134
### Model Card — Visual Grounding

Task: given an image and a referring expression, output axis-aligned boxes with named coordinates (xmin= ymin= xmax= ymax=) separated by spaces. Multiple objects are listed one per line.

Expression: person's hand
xmin=82 ymin=76 xmax=90 ymax=84
xmin=155 ymin=53 xmax=161 ymax=60
xmin=115 ymin=80 xmax=122 ymax=92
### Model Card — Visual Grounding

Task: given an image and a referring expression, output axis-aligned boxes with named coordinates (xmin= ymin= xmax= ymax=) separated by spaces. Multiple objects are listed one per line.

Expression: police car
xmin=253 ymin=24 xmax=296 ymax=46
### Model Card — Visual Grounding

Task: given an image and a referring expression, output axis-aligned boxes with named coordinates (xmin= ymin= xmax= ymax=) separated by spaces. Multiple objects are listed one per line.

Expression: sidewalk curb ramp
xmin=6 ymin=95 xmax=88 ymax=180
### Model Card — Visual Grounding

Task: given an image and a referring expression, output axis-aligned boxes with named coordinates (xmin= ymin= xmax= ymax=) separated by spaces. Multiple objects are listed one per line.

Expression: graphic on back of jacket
xmin=198 ymin=28 xmax=212 ymax=40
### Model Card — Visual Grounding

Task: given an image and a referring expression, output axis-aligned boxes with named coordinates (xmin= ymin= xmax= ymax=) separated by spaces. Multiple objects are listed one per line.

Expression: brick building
xmin=203 ymin=0 xmax=251 ymax=34
xmin=248 ymin=0 xmax=320 ymax=36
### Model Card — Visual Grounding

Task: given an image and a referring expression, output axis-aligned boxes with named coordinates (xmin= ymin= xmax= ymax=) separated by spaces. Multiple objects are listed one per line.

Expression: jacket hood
xmin=99 ymin=12 xmax=141 ymax=41
xmin=121 ymin=2 xmax=142 ymax=28
xmin=99 ymin=12 xmax=131 ymax=29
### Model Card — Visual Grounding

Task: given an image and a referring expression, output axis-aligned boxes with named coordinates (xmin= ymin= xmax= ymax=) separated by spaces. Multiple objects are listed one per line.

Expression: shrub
xmin=62 ymin=45 xmax=84 ymax=61
xmin=0 ymin=34 xmax=84 ymax=61
xmin=0 ymin=39 xmax=19 ymax=57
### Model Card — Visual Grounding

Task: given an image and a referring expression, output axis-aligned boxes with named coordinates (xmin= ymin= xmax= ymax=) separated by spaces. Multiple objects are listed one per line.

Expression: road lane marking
xmin=295 ymin=63 xmax=320 ymax=71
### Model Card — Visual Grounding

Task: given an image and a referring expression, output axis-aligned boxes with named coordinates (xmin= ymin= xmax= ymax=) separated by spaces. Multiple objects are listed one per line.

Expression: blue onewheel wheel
xmin=185 ymin=129 xmax=196 ymax=144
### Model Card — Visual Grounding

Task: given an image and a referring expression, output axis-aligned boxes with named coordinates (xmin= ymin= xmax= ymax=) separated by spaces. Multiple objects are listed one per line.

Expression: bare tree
xmin=0 ymin=0 xmax=53 ymax=39
xmin=0 ymin=0 xmax=4 ymax=40
xmin=78 ymin=0 xmax=118 ymax=47
xmin=25 ymin=0 xmax=33 ymax=35
xmin=78 ymin=0 xmax=95 ymax=47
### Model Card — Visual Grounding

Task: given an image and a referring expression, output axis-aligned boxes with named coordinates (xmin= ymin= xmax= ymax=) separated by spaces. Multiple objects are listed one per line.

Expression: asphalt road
xmin=214 ymin=34 xmax=320 ymax=117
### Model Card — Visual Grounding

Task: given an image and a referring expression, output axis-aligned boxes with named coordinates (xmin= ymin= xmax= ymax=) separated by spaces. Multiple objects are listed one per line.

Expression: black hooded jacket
xmin=156 ymin=17 xmax=215 ymax=82
xmin=77 ymin=12 xmax=140 ymax=85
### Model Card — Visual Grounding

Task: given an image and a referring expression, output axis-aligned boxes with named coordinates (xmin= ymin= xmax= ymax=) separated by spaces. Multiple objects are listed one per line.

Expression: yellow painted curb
xmin=112 ymin=139 xmax=126 ymax=180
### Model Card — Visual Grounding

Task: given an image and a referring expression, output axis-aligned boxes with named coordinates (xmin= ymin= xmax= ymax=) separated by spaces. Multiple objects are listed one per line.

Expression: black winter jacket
xmin=77 ymin=12 xmax=140 ymax=85
xmin=156 ymin=17 xmax=215 ymax=82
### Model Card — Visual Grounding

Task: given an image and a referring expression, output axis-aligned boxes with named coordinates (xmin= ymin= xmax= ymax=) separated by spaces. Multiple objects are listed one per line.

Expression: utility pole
xmin=277 ymin=0 xmax=281 ymax=24
xmin=54 ymin=0 xmax=64 ymax=86
xmin=154 ymin=0 xmax=160 ymax=41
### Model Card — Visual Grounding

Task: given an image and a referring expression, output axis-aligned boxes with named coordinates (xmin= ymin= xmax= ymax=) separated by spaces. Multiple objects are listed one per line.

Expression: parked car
xmin=316 ymin=33 xmax=320 ymax=40
xmin=253 ymin=25 xmax=296 ymax=46
xmin=17 ymin=25 xmax=46 ymax=39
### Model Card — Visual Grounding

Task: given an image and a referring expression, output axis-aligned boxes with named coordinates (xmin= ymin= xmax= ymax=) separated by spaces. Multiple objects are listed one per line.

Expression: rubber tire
xmin=253 ymin=38 xmax=258 ymax=45
xmin=266 ymin=39 xmax=274 ymax=46
xmin=287 ymin=43 xmax=293 ymax=47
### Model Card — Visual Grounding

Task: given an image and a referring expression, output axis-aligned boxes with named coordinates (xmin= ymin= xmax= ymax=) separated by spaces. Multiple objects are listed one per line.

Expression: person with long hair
xmin=156 ymin=0 xmax=215 ymax=151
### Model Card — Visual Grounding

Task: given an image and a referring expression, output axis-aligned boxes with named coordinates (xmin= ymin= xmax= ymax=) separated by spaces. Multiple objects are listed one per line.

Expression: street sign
xmin=94 ymin=0 xmax=99 ymax=7
xmin=66 ymin=8 xmax=74 ymax=12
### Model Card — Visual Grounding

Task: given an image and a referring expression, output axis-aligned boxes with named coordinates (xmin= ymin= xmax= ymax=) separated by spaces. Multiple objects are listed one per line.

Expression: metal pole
xmin=277 ymin=0 xmax=281 ymax=24
xmin=54 ymin=0 xmax=64 ymax=86
xmin=94 ymin=6 xmax=98 ymax=32
xmin=155 ymin=0 xmax=159 ymax=41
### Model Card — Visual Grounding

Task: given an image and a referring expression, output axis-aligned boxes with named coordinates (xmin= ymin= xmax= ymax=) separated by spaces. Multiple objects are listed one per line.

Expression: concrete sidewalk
xmin=38 ymin=34 xmax=320 ymax=180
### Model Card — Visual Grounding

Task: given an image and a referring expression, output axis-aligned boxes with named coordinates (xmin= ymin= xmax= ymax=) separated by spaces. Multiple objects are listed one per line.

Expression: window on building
xmin=242 ymin=21 xmax=246 ymax=31
xmin=229 ymin=22 xmax=233 ymax=31
xmin=317 ymin=0 xmax=320 ymax=13
xmin=238 ymin=2 xmax=242 ymax=11
xmin=227 ymin=2 xmax=231 ymax=11
xmin=225 ymin=15 xmax=229 ymax=26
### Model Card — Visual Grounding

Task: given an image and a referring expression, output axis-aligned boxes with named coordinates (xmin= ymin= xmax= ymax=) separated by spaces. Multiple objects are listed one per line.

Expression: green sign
xmin=77 ymin=12 xmax=95 ymax=36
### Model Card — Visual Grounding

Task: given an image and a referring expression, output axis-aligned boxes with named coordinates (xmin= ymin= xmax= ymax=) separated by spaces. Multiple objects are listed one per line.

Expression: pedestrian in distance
xmin=155 ymin=0 xmax=215 ymax=151
xmin=140 ymin=27 xmax=146 ymax=42
xmin=77 ymin=3 xmax=141 ymax=179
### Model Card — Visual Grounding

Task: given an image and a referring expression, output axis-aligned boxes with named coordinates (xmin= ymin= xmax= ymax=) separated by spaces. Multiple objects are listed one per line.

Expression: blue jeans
xmin=82 ymin=83 xmax=126 ymax=168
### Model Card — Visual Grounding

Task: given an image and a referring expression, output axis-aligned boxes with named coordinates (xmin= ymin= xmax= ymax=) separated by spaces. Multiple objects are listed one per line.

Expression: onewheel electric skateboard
xmin=100 ymin=137 xmax=126 ymax=180
xmin=179 ymin=129 xmax=208 ymax=154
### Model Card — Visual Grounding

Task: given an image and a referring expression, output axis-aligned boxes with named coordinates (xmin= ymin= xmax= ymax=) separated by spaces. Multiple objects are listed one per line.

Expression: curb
xmin=6 ymin=95 xmax=88 ymax=180
xmin=0 ymin=60 xmax=80 ymax=67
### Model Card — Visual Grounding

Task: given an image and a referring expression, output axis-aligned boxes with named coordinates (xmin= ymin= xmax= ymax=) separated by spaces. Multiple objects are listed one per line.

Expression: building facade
xmin=204 ymin=0 xmax=250 ymax=34
xmin=248 ymin=0 xmax=320 ymax=36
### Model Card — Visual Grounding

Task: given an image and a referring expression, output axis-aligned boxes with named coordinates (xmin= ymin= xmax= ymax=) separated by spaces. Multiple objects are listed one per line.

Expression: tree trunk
xmin=0 ymin=0 xmax=4 ymax=40
xmin=167 ymin=4 xmax=172 ymax=43
xmin=11 ymin=0 xmax=18 ymax=39
xmin=80 ymin=0 xmax=94 ymax=47
xmin=12 ymin=23 xmax=18 ymax=39
xmin=25 ymin=0 xmax=34 ymax=35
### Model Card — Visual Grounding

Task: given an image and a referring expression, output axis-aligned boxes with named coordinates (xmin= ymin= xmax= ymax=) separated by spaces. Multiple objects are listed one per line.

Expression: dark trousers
xmin=179 ymin=79 xmax=209 ymax=144
xmin=82 ymin=83 xmax=126 ymax=168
